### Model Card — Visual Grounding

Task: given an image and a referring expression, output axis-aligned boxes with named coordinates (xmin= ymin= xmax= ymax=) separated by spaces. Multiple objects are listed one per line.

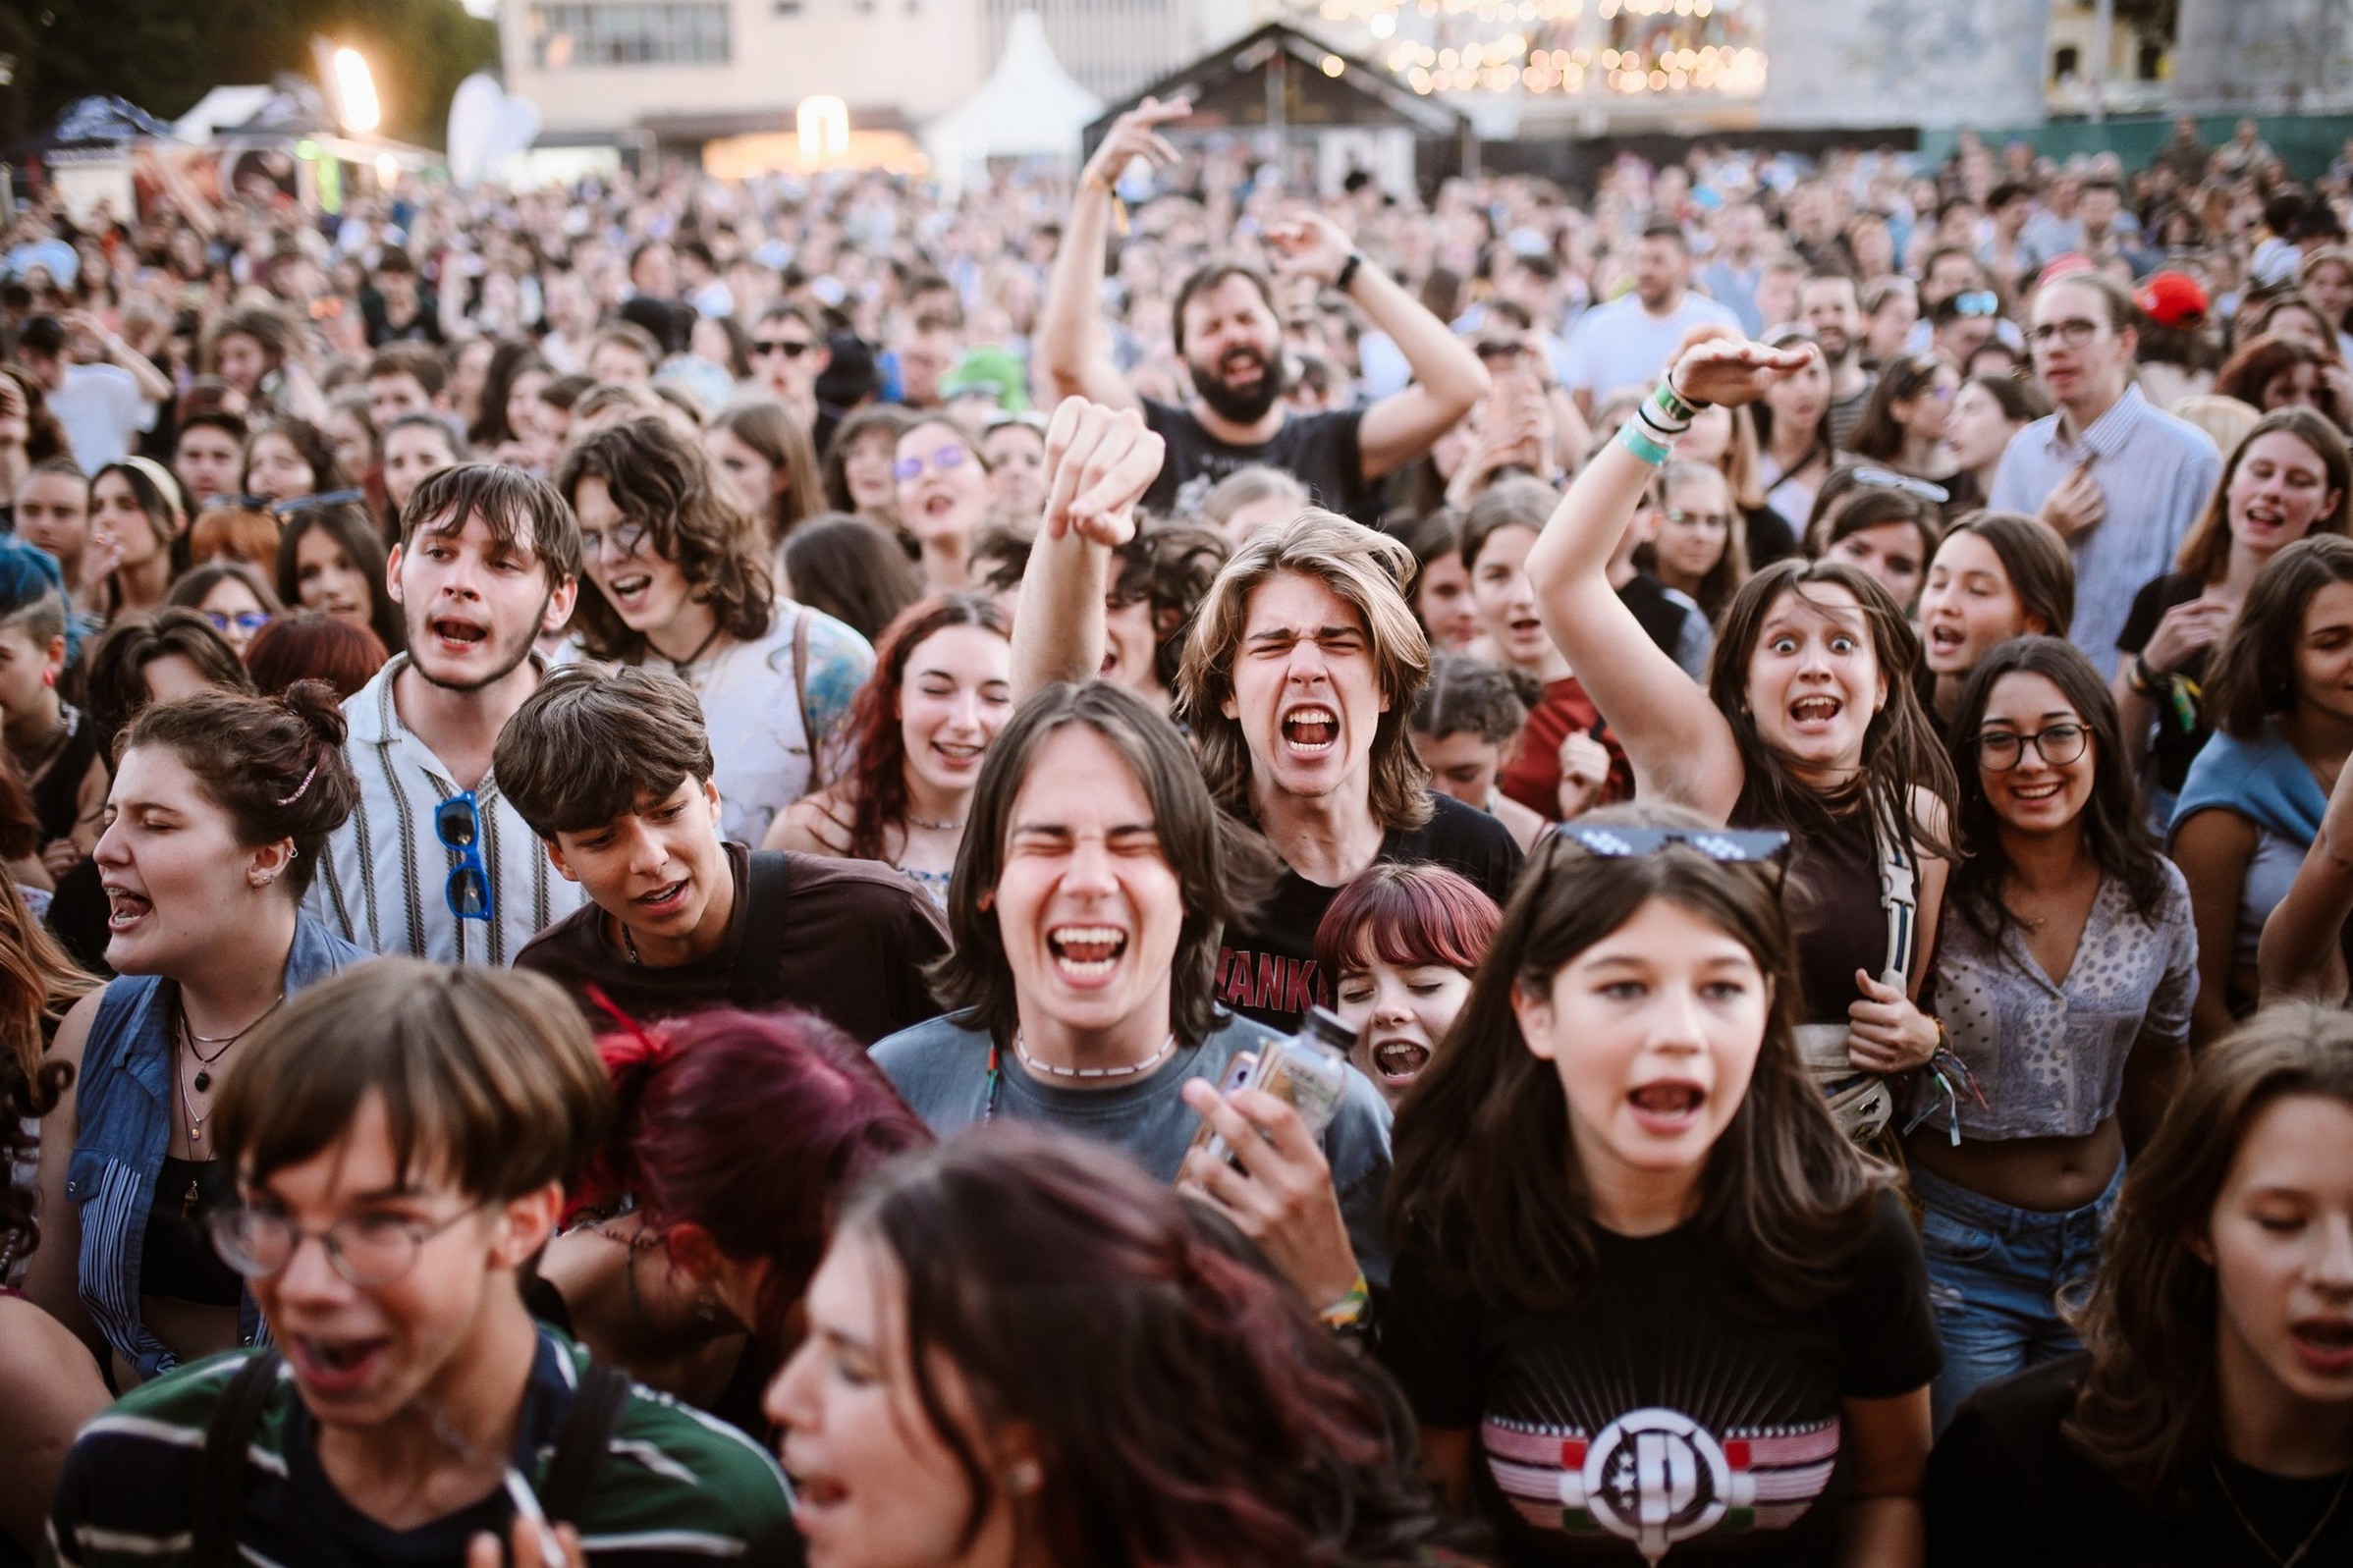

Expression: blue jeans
xmin=1913 ymin=1160 xmax=2123 ymax=1434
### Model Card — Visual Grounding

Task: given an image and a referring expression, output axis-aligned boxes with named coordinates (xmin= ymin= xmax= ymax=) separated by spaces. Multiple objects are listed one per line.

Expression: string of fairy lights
xmin=1301 ymin=0 xmax=1767 ymax=99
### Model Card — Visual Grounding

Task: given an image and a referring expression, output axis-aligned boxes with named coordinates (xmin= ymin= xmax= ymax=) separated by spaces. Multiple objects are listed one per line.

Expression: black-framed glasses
xmin=752 ymin=338 xmax=814 ymax=358
xmin=268 ymin=489 xmax=367 ymax=519
xmin=1977 ymin=722 xmax=2090 ymax=772
xmin=2028 ymin=318 xmax=2103 ymax=348
xmin=1850 ymin=465 xmax=1951 ymax=505
xmin=579 ymin=515 xmax=652 ymax=564
xmin=1560 ymin=824 xmax=1792 ymax=863
xmin=208 ymin=1201 xmax=480 ymax=1288
xmin=436 ymin=792 xmax=493 ymax=922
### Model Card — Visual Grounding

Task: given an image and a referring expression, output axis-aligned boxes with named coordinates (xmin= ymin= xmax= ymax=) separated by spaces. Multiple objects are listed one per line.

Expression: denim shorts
xmin=1912 ymin=1159 xmax=2123 ymax=1434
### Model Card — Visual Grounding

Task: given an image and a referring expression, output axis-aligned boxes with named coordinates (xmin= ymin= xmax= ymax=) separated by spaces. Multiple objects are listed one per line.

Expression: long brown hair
xmin=1389 ymin=802 xmax=1883 ymax=1314
xmin=715 ymin=399 xmax=825 ymax=548
xmin=2173 ymin=408 xmax=2353 ymax=585
xmin=2203 ymin=533 xmax=2353 ymax=740
xmin=0 ymin=872 xmax=96 ymax=1082
xmin=554 ymin=416 xmax=776 ymax=660
xmin=836 ymin=593 xmax=1008 ymax=860
xmin=2066 ymin=1004 xmax=2353 ymax=1497
xmin=1710 ymin=559 xmax=1957 ymax=855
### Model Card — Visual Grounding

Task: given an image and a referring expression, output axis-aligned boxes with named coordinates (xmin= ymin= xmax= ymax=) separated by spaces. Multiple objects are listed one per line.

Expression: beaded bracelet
xmin=1321 ymin=1274 xmax=1372 ymax=1330
xmin=1617 ymin=420 xmax=1674 ymax=466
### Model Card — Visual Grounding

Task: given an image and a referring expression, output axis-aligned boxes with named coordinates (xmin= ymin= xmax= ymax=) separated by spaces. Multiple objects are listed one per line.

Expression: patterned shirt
xmin=1924 ymin=864 xmax=2197 ymax=1142
xmin=43 ymin=1330 xmax=793 ymax=1568
xmin=1988 ymin=386 xmax=2222 ymax=677
xmin=306 ymin=654 xmax=586 ymax=966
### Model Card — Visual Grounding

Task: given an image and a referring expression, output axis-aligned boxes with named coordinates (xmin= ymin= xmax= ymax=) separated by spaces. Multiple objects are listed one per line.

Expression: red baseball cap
xmin=2134 ymin=270 xmax=2210 ymax=329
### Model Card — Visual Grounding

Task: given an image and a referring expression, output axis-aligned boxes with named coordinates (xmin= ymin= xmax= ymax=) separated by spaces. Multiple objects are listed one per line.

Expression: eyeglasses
xmin=1949 ymin=291 xmax=2001 ymax=318
xmin=204 ymin=610 xmax=272 ymax=636
xmin=1977 ymin=722 xmax=2090 ymax=772
xmin=1560 ymin=824 xmax=1792 ymax=863
xmin=1850 ymin=465 xmax=1951 ymax=505
xmin=2028 ymin=318 xmax=2103 ymax=348
xmin=436 ymin=792 xmax=493 ymax=922
xmin=208 ymin=1201 xmax=480 ymax=1288
xmin=892 ymin=446 xmax=969 ymax=482
xmin=1662 ymin=507 xmax=1733 ymax=530
xmin=579 ymin=515 xmax=652 ymax=564
xmin=752 ymin=338 xmax=815 ymax=358
xmin=268 ymin=489 xmax=367 ymax=519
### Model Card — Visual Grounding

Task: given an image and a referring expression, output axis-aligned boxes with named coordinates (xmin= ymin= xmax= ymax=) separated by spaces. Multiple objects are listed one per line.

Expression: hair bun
xmin=281 ymin=678 xmax=350 ymax=751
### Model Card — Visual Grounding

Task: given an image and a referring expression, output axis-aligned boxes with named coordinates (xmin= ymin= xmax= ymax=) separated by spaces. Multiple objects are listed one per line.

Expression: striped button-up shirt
xmin=1988 ymin=384 xmax=2222 ymax=677
xmin=305 ymin=655 xmax=584 ymax=966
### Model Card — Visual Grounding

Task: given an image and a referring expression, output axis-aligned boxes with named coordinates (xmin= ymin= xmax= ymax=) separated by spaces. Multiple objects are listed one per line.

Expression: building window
xmin=531 ymin=2 xmax=733 ymax=68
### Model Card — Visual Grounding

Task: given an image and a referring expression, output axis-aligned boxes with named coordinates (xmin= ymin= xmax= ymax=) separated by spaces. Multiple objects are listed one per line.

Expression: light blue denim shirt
xmin=63 ymin=915 xmax=368 ymax=1379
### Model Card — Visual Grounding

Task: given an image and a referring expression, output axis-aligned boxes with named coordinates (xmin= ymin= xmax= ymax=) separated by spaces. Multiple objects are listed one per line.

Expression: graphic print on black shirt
xmin=1140 ymin=397 xmax=1375 ymax=523
xmin=1380 ymin=1192 xmax=1940 ymax=1565
xmin=1216 ymin=792 xmax=1521 ymax=1033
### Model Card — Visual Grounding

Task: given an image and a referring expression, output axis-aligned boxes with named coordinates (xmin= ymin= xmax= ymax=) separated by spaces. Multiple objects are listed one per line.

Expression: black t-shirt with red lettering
xmin=1379 ymin=1191 xmax=1941 ymax=1565
xmin=1216 ymin=791 xmax=1520 ymax=1034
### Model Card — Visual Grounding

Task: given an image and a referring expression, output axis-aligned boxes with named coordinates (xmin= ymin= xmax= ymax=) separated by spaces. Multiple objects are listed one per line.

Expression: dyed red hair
xmin=1313 ymin=860 xmax=1502 ymax=984
xmin=579 ymin=1006 xmax=931 ymax=1344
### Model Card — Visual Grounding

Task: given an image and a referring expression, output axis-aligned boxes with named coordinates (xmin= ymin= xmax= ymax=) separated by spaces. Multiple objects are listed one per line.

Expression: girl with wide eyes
xmin=2170 ymin=534 xmax=2353 ymax=1048
xmin=1523 ymin=333 xmax=1957 ymax=1147
xmin=767 ymin=1131 xmax=1453 ymax=1568
xmin=768 ymin=594 xmax=1013 ymax=908
xmin=1314 ymin=861 xmax=1500 ymax=1106
xmin=1926 ymin=1006 xmax=2353 ymax=1566
xmin=1915 ymin=637 xmax=2197 ymax=1432
xmin=1382 ymin=805 xmax=1940 ymax=1564
xmin=2116 ymin=410 xmax=2351 ymax=812
xmin=1916 ymin=512 xmax=2076 ymax=730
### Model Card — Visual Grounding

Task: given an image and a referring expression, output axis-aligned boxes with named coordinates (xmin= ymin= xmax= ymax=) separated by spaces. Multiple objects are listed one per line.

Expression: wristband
xmin=1617 ymin=420 xmax=1673 ymax=466
xmin=1664 ymin=365 xmax=1714 ymax=412
xmin=1652 ymin=378 xmax=1701 ymax=425
xmin=1335 ymin=251 xmax=1365 ymax=293
xmin=1641 ymin=384 xmax=1694 ymax=437
xmin=1631 ymin=400 xmax=1688 ymax=447
xmin=2127 ymin=656 xmax=2161 ymax=697
xmin=1320 ymin=1274 xmax=1371 ymax=1329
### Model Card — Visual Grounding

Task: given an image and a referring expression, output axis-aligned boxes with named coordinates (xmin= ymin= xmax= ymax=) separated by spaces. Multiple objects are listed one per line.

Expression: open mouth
xmin=1627 ymin=1080 xmax=1706 ymax=1130
xmin=2294 ymin=1319 xmax=2353 ymax=1374
xmin=2009 ymin=779 xmax=2064 ymax=801
xmin=103 ymin=884 xmax=151 ymax=933
xmin=1927 ymin=623 xmax=1966 ymax=653
xmin=288 ymin=1332 xmax=391 ymax=1395
xmin=1508 ymin=615 xmax=1545 ymax=642
xmin=430 ymin=615 xmax=489 ymax=649
xmin=1788 ymin=694 xmax=1842 ymax=727
xmin=1220 ymin=350 xmax=1265 ymax=386
xmin=1370 ymin=1037 xmax=1431 ymax=1086
xmin=1048 ymin=924 xmax=1127 ymax=983
xmin=788 ymin=1465 xmax=849 ymax=1516
xmin=634 ymin=877 xmax=689 ymax=915
xmin=1281 ymin=705 xmax=1339 ymax=754
xmin=931 ymin=739 xmax=984 ymax=770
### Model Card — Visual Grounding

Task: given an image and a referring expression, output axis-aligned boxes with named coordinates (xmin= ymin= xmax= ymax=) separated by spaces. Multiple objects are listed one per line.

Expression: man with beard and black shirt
xmin=1039 ymin=98 xmax=1488 ymax=525
xmin=1799 ymin=271 xmax=1875 ymax=447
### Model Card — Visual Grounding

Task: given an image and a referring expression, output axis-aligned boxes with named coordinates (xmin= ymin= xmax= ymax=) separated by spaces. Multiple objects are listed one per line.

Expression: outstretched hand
xmin=1664 ymin=327 xmax=1818 ymax=409
xmin=1082 ymin=96 xmax=1189 ymax=190
xmin=1040 ymin=396 xmax=1165 ymax=547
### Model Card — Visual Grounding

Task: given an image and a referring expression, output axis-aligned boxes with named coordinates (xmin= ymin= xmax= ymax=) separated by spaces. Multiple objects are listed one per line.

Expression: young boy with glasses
xmin=41 ymin=960 xmax=793 ymax=1568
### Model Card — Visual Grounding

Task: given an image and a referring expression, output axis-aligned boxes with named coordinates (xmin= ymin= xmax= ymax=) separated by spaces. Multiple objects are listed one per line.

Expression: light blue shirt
xmin=1988 ymin=385 xmax=2221 ymax=677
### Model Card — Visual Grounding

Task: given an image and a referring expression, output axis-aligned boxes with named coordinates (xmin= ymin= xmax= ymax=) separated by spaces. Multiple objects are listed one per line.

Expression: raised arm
xmin=1264 ymin=214 xmax=1490 ymax=480
xmin=1522 ymin=332 xmax=1813 ymax=819
xmin=2260 ymin=754 xmax=2353 ymax=1005
xmin=1011 ymin=398 xmax=1166 ymax=698
xmin=1038 ymin=100 xmax=1189 ymax=411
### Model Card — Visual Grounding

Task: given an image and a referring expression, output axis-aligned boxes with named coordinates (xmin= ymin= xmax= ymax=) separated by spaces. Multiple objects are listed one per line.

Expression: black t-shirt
xmin=2115 ymin=570 xmax=2214 ymax=797
xmin=1141 ymin=396 xmax=1374 ymax=523
xmin=1380 ymin=1190 xmax=1940 ymax=1566
xmin=1926 ymin=1353 xmax=2353 ymax=1567
xmin=1743 ymin=505 xmax=1800 ymax=569
xmin=1216 ymin=791 xmax=1520 ymax=1034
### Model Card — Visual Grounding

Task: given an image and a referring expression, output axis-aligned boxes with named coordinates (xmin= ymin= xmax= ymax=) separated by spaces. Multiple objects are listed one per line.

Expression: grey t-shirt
xmin=871 ymin=1007 xmax=1395 ymax=1287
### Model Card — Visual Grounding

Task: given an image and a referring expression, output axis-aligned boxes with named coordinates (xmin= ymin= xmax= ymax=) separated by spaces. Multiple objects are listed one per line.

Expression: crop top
xmin=1923 ymin=865 xmax=2197 ymax=1142
xmin=137 ymin=1157 xmax=242 ymax=1308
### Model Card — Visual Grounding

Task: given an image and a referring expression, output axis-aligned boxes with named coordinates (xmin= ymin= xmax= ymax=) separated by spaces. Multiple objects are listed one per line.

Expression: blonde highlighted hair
xmin=1176 ymin=510 xmax=1434 ymax=832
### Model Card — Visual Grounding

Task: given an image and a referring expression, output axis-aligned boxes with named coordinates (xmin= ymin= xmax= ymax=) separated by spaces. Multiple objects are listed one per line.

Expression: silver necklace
xmin=905 ymin=814 xmax=965 ymax=832
xmin=1012 ymin=1031 xmax=1176 ymax=1081
xmin=2211 ymin=1457 xmax=2352 ymax=1568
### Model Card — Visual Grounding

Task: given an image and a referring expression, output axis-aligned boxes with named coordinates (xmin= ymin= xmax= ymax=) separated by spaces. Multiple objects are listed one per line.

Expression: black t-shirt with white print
xmin=1379 ymin=1189 xmax=1941 ymax=1565
xmin=1140 ymin=397 xmax=1374 ymax=523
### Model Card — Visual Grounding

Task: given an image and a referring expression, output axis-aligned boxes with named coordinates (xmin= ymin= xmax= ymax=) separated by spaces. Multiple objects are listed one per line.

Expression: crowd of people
xmin=0 ymin=101 xmax=2349 ymax=1566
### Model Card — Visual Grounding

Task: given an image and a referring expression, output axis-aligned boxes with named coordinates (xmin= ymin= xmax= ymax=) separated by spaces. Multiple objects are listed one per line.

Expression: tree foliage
xmin=1 ymin=0 xmax=499 ymax=148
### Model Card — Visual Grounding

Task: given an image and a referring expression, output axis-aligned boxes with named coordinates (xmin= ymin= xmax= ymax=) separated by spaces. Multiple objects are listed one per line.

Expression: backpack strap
xmin=192 ymin=1348 xmax=283 ymax=1568
xmin=538 ymin=1361 xmax=633 ymax=1529
xmin=791 ymin=610 xmax=825 ymax=791
xmin=733 ymin=851 xmax=793 ymax=1012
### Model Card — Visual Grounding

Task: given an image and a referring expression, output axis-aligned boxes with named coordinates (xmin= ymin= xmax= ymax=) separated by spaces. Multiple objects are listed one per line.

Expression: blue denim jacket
xmin=64 ymin=915 xmax=368 ymax=1380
